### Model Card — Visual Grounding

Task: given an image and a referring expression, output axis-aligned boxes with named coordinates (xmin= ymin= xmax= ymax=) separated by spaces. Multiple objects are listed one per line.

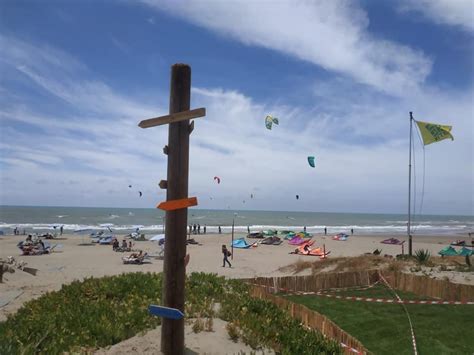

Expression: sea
xmin=0 ymin=205 xmax=472 ymax=236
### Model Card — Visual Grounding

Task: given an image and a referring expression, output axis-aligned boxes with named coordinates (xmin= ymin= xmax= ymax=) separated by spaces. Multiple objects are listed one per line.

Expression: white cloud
xmin=139 ymin=0 xmax=432 ymax=96
xmin=399 ymin=0 xmax=474 ymax=32
xmin=0 ymin=35 xmax=472 ymax=215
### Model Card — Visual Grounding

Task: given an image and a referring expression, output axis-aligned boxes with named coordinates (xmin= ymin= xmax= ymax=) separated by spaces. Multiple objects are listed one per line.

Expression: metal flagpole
xmin=408 ymin=112 xmax=414 ymax=256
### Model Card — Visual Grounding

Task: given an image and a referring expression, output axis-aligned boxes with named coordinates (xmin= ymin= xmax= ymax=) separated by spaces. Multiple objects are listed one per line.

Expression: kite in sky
xmin=307 ymin=156 xmax=315 ymax=168
xmin=214 ymin=176 xmax=221 ymax=184
xmin=138 ymin=191 xmax=142 ymax=197
xmin=265 ymin=115 xmax=279 ymax=130
xmin=296 ymin=195 xmax=299 ymax=200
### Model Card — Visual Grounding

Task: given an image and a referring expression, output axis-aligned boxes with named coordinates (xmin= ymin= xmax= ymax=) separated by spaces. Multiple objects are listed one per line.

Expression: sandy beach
xmin=1 ymin=232 xmax=471 ymax=321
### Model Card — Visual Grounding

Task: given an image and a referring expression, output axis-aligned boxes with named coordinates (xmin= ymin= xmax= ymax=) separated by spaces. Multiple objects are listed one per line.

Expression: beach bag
xmin=227 ymin=250 xmax=231 ymax=257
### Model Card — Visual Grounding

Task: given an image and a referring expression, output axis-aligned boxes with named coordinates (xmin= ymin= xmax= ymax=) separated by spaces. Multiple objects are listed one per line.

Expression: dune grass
xmin=285 ymin=285 xmax=474 ymax=354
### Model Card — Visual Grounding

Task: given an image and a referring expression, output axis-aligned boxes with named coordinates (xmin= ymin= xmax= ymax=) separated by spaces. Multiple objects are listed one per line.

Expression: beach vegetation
xmin=0 ymin=272 xmax=340 ymax=354
xmin=414 ymin=249 xmax=431 ymax=265
xmin=226 ymin=322 xmax=241 ymax=342
xmin=192 ymin=318 xmax=205 ymax=333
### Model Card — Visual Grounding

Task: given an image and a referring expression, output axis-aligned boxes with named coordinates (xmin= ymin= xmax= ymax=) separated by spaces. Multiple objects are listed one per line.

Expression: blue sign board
xmin=148 ymin=305 xmax=184 ymax=320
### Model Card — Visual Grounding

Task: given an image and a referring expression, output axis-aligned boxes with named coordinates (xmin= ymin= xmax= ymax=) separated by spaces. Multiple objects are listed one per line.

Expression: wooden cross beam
xmin=137 ymin=64 xmax=205 ymax=355
xmin=138 ymin=107 xmax=206 ymax=129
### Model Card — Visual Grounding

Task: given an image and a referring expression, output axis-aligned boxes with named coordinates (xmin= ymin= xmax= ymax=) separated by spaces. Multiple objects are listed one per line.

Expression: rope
xmin=378 ymin=271 xmax=418 ymax=355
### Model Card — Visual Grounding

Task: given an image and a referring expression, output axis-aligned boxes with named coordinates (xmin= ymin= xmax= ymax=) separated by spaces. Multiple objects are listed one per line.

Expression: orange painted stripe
xmin=157 ymin=197 xmax=198 ymax=211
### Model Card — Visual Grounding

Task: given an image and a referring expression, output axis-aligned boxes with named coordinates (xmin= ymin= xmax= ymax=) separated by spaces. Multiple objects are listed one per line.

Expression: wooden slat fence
xmin=381 ymin=271 xmax=474 ymax=302
xmin=249 ymin=284 xmax=369 ymax=354
xmin=244 ymin=270 xmax=379 ymax=293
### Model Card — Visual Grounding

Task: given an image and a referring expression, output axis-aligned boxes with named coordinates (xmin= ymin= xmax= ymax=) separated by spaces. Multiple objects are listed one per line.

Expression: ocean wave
xmin=0 ymin=222 xmax=470 ymax=235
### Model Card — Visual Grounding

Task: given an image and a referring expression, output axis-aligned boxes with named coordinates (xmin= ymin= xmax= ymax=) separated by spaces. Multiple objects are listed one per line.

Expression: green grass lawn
xmin=285 ymin=285 xmax=473 ymax=355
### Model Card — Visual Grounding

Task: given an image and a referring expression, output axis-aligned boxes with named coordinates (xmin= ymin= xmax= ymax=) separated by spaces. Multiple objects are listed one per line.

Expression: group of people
xmin=112 ymin=238 xmax=132 ymax=252
xmin=12 ymin=227 xmax=25 ymax=235
xmin=18 ymin=235 xmax=49 ymax=255
xmin=189 ymin=224 xmax=207 ymax=235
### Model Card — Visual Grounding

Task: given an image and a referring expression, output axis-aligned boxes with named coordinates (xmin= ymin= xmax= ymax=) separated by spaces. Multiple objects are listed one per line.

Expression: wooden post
xmin=231 ymin=217 xmax=235 ymax=260
xmin=161 ymin=64 xmax=191 ymax=355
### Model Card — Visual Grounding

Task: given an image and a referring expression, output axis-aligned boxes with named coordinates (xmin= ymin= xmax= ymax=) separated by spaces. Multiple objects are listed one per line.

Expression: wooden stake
xmin=161 ymin=64 xmax=191 ymax=355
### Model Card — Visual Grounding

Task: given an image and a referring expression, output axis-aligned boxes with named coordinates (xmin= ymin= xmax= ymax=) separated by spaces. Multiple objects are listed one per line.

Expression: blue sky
xmin=0 ymin=0 xmax=472 ymax=215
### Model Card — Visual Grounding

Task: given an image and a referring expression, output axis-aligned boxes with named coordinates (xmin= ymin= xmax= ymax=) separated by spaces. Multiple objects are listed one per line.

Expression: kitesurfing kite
xmin=250 ymin=194 xmax=254 ymax=199
xmin=128 ymin=185 xmax=132 ymax=188
xmin=265 ymin=115 xmax=279 ymax=130
xmin=138 ymin=191 xmax=142 ymax=197
xmin=307 ymin=156 xmax=315 ymax=168
xmin=214 ymin=176 xmax=221 ymax=184
xmin=296 ymin=195 xmax=299 ymax=200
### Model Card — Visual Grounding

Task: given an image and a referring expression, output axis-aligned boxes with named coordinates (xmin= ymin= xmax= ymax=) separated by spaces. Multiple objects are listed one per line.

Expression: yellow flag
xmin=415 ymin=120 xmax=454 ymax=146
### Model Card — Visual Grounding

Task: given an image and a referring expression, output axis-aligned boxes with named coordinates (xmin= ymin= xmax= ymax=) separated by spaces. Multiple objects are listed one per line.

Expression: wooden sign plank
xmin=157 ymin=197 xmax=198 ymax=211
xmin=138 ymin=108 xmax=206 ymax=129
xmin=149 ymin=305 xmax=184 ymax=320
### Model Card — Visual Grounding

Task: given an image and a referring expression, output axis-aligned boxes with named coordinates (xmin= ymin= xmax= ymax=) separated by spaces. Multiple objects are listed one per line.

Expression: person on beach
xmin=189 ymin=225 xmax=192 ymax=234
xmin=128 ymin=241 xmax=133 ymax=250
xmin=198 ymin=224 xmax=201 ymax=234
xmin=324 ymin=227 xmax=327 ymax=235
xmin=122 ymin=239 xmax=128 ymax=250
xmin=351 ymin=228 xmax=354 ymax=235
xmin=60 ymin=225 xmax=63 ymax=235
xmin=193 ymin=224 xmax=197 ymax=234
xmin=203 ymin=225 xmax=206 ymax=234
xmin=222 ymin=245 xmax=232 ymax=267
xmin=112 ymin=239 xmax=119 ymax=251
xmin=247 ymin=226 xmax=250 ymax=234
xmin=304 ymin=226 xmax=307 ymax=233
xmin=218 ymin=225 xmax=222 ymax=234
xmin=303 ymin=244 xmax=311 ymax=254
